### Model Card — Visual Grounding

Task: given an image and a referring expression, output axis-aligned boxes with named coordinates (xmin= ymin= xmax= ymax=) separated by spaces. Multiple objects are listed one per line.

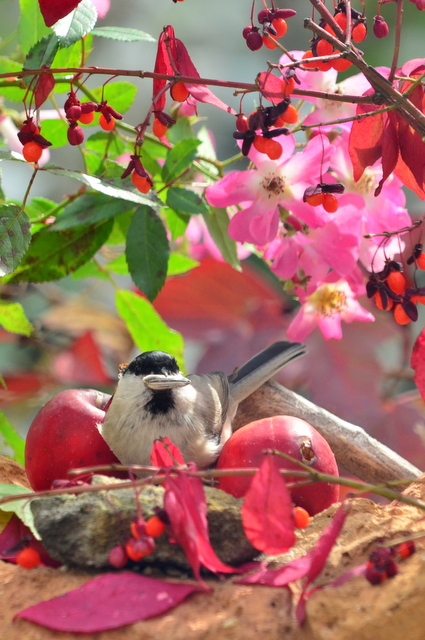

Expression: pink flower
xmin=90 ymin=0 xmax=110 ymax=18
xmin=205 ymin=133 xmax=333 ymax=246
xmin=409 ymin=0 xmax=425 ymax=9
xmin=286 ymin=276 xmax=375 ymax=341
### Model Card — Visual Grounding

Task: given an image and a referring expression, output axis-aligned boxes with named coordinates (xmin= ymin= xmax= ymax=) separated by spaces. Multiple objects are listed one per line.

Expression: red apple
xmin=25 ymin=389 xmax=122 ymax=491
xmin=216 ymin=416 xmax=339 ymax=515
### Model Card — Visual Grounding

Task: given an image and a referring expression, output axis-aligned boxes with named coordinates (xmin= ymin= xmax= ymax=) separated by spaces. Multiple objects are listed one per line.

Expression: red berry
xmin=387 ymin=270 xmax=406 ymax=295
xmin=125 ymin=537 xmax=154 ymax=561
xmin=394 ymin=304 xmax=411 ymax=325
xmin=131 ymin=171 xmax=151 ymax=194
xmin=305 ymin=192 xmax=325 ymax=207
xmin=99 ymin=113 xmax=115 ymax=131
xmin=280 ymin=104 xmax=298 ymax=124
xmin=316 ymin=38 xmax=334 ymax=57
xmin=170 ymin=82 xmax=190 ymax=102
xmin=417 ymin=252 xmax=425 ymax=270
xmin=16 ymin=547 xmax=41 ymax=569
xmin=145 ymin=516 xmax=166 ymax=538
xmin=152 ymin=117 xmax=168 ymax=138
xmin=22 ymin=141 xmax=43 ymax=163
xmin=236 ymin=114 xmax=249 ymax=132
xmin=253 ymin=136 xmax=282 ymax=160
xmin=262 ymin=34 xmax=277 ymax=50
xmin=246 ymin=29 xmax=263 ymax=51
xmin=374 ymin=291 xmax=393 ymax=311
xmin=272 ymin=18 xmax=287 ymax=37
xmin=334 ymin=12 xmax=348 ymax=32
xmin=352 ymin=21 xmax=367 ymax=43
xmin=67 ymin=124 xmax=84 ymax=146
xmin=79 ymin=111 xmax=95 ymax=124
xmin=397 ymin=541 xmax=415 ymax=559
xmin=373 ymin=16 xmax=389 ymax=39
xmin=281 ymin=77 xmax=295 ymax=97
xmin=316 ymin=59 xmax=334 ymax=72
xmin=66 ymin=104 xmax=82 ymax=121
xmin=293 ymin=506 xmax=310 ymax=529
xmin=108 ymin=545 xmax=128 ymax=568
xmin=332 ymin=58 xmax=352 ymax=72
xmin=322 ymin=193 xmax=339 ymax=213
xmin=301 ymin=51 xmax=318 ymax=69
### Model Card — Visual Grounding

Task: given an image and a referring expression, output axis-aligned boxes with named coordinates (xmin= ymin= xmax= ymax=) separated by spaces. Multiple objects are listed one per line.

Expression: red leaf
xmin=150 ymin=437 xmax=185 ymax=467
xmin=53 ymin=332 xmax=112 ymax=385
xmin=163 ymin=469 xmax=240 ymax=589
xmin=241 ymin=455 xmax=296 ymax=555
xmin=14 ymin=572 xmax=200 ymax=632
xmin=0 ymin=514 xmax=60 ymax=568
xmin=374 ymin=111 xmax=399 ymax=195
xmin=257 ymin=71 xmax=284 ymax=104
xmin=411 ymin=329 xmax=425 ymax=401
xmin=33 ymin=69 xmax=55 ymax=109
xmin=348 ymin=94 xmax=385 ymax=182
xmin=236 ymin=555 xmax=313 ymax=586
xmin=38 ymin=0 xmax=81 ymax=27
xmin=153 ymin=26 xmax=177 ymax=112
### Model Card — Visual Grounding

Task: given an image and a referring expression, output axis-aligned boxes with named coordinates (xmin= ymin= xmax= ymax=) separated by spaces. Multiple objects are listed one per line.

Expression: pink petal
xmin=205 ymin=171 xmax=259 ymax=207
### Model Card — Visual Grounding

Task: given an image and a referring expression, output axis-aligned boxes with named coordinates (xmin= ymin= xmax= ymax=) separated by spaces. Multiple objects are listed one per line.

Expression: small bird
xmin=100 ymin=341 xmax=306 ymax=469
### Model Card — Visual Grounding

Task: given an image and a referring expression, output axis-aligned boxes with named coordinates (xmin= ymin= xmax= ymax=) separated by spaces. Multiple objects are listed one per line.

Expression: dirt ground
xmin=2 ymin=455 xmax=425 ymax=640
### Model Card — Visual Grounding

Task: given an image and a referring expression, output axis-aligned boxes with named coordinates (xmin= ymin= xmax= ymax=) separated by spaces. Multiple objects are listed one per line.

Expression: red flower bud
xmin=373 ymin=15 xmax=389 ymax=38
xmin=67 ymin=123 xmax=84 ymax=146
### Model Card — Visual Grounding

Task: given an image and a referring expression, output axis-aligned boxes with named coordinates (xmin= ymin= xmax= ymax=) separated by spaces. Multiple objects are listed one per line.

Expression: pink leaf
xmin=241 ymin=455 xmax=296 ymax=555
xmin=0 ymin=514 xmax=60 ymax=568
xmin=33 ymin=69 xmax=55 ymax=109
xmin=235 ymin=555 xmax=313 ymax=586
xmin=14 ymin=572 xmax=199 ymax=632
xmin=411 ymin=329 xmax=425 ymax=401
xmin=38 ymin=0 xmax=81 ymax=27
xmin=164 ymin=469 xmax=241 ymax=589
xmin=150 ymin=437 xmax=185 ymax=467
xmin=257 ymin=71 xmax=284 ymax=104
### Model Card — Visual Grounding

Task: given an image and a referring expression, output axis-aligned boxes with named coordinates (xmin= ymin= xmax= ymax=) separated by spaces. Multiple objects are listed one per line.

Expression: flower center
xmin=313 ymin=286 xmax=347 ymax=317
xmin=260 ymin=173 xmax=285 ymax=199
xmin=350 ymin=169 xmax=376 ymax=195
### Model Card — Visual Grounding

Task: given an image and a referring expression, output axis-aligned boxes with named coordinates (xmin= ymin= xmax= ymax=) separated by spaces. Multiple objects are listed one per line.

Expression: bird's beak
xmin=142 ymin=373 xmax=191 ymax=390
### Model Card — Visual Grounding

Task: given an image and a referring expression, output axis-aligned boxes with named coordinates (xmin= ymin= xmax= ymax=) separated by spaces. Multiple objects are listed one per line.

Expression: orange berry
xmin=145 ymin=516 xmax=166 ymax=538
xmin=272 ymin=18 xmax=287 ymax=37
xmin=22 ymin=141 xmax=43 ymax=163
xmin=16 ymin=547 xmax=41 ymax=569
xmin=79 ymin=111 xmax=95 ymax=124
xmin=352 ymin=21 xmax=367 ymax=43
xmin=293 ymin=506 xmax=310 ymax=529
xmin=374 ymin=291 xmax=393 ymax=311
xmin=322 ymin=193 xmax=339 ymax=213
xmin=262 ymin=34 xmax=277 ymax=50
xmin=301 ymin=50 xmax=318 ymax=69
xmin=386 ymin=270 xmax=406 ymax=295
xmin=170 ymin=82 xmax=190 ymax=102
xmin=305 ymin=192 xmax=325 ymax=207
xmin=316 ymin=60 xmax=334 ymax=72
xmin=316 ymin=38 xmax=334 ymax=57
xmin=397 ymin=541 xmax=415 ymax=559
xmin=334 ymin=12 xmax=348 ymax=32
xmin=125 ymin=538 xmax=153 ymax=562
xmin=131 ymin=171 xmax=151 ymax=194
xmin=280 ymin=104 xmax=298 ymax=124
xmin=253 ymin=135 xmax=282 ymax=160
xmin=411 ymin=294 xmax=425 ymax=306
xmin=394 ymin=304 xmax=411 ymax=325
xmin=99 ymin=113 xmax=115 ymax=131
xmin=281 ymin=77 xmax=295 ymax=97
xmin=152 ymin=117 xmax=168 ymax=138
xmin=417 ymin=253 xmax=425 ymax=270
xmin=332 ymin=58 xmax=352 ymax=72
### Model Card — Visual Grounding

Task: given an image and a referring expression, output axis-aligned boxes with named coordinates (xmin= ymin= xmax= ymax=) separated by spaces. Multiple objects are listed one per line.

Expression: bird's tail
xmin=228 ymin=341 xmax=306 ymax=404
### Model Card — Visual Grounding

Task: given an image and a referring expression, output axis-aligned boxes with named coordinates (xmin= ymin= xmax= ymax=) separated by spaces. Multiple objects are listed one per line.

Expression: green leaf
xmin=0 ymin=413 xmax=25 ymax=466
xmin=91 ymin=81 xmax=137 ymax=116
xmin=105 ymin=254 xmax=128 ymax=275
xmin=167 ymin=117 xmax=194 ymax=145
xmin=0 ymin=166 xmax=5 ymax=204
xmin=116 ymin=290 xmax=184 ymax=367
xmin=39 ymin=119 xmax=68 ymax=148
xmin=167 ymin=254 xmax=199 ymax=276
xmin=72 ymin=260 xmax=108 ymax=280
xmin=126 ymin=206 xmax=169 ymax=301
xmin=0 ymin=483 xmax=39 ymax=539
xmin=25 ymin=197 xmax=57 ymax=221
xmin=85 ymin=131 xmax=125 ymax=159
xmin=9 ymin=219 xmax=113 ymax=283
xmin=0 ymin=205 xmax=31 ymax=277
xmin=0 ymin=301 xmax=33 ymax=336
xmin=161 ymin=138 xmax=201 ymax=184
xmin=24 ymin=34 xmax=60 ymax=72
xmin=203 ymin=207 xmax=241 ymax=270
xmin=165 ymin=208 xmax=189 ymax=240
xmin=166 ymin=186 xmax=208 ymax=215
xmin=0 ymin=58 xmax=25 ymax=102
xmin=52 ymin=0 xmax=98 ymax=49
xmin=18 ymin=0 xmax=51 ymax=55
xmin=45 ymin=166 xmax=158 ymax=206
xmin=53 ymin=193 xmax=134 ymax=230
xmin=91 ymin=26 xmax=155 ymax=42
xmin=51 ymin=35 xmax=93 ymax=92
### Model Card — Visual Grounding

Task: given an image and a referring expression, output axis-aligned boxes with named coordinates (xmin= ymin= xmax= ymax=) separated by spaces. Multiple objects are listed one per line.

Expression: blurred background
xmin=0 ymin=0 xmax=425 ymax=472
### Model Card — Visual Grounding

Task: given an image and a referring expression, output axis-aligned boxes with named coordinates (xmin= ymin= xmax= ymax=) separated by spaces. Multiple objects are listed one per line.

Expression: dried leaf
xmin=241 ymin=455 xmax=296 ymax=555
xmin=14 ymin=572 xmax=199 ymax=631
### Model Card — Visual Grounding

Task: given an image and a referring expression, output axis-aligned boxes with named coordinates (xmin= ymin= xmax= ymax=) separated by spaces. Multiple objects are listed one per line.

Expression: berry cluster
xmin=108 ymin=513 xmax=167 ymax=568
xmin=64 ymin=90 xmax=123 ymax=147
xmin=366 ymin=253 xmax=425 ymax=325
xmin=121 ymin=154 xmax=153 ymax=194
xmin=17 ymin=117 xmax=52 ymax=163
xmin=233 ymin=100 xmax=296 ymax=159
xmin=243 ymin=7 xmax=297 ymax=51
xmin=365 ymin=540 xmax=415 ymax=585
xmin=303 ymin=182 xmax=345 ymax=214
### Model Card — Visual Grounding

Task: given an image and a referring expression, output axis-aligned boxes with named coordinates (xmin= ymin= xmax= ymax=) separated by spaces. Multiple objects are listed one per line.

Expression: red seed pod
xmin=386 ymin=270 xmax=406 ymax=295
xmin=236 ymin=114 xmax=249 ymax=132
xmin=67 ymin=123 xmax=84 ymax=146
xmin=80 ymin=101 xmax=97 ymax=114
xmin=242 ymin=26 xmax=251 ymax=39
xmin=373 ymin=15 xmax=389 ymax=38
xmin=16 ymin=547 xmax=41 ymax=569
xmin=108 ymin=545 xmax=128 ymax=568
xmin=271 ymin=18 xmax=287 ymax=37
xmin=417 ymin=253 xmax=425 ymax=270
xmin=125 ymin=536 xmax=155 ymax=561
xmin=315 ymin=38 xmax=334 ymax=57
xmin=246 ymin=28 xmax=263 ymax=51
xmin=396 ymin=540 xmax=416 ymax=560
xmin=66 ymin=104 xmax=82 ymax=121
xmin=22 ymin=141 xmax=43 ymax=163
xmin=351 ymin=20 xmax=368 ymax=43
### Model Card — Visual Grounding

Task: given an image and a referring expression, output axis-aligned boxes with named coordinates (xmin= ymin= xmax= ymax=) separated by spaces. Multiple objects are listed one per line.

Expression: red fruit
xmin=99 ymin=113 xmax=115 ymax=131
xmin=301 ymin=51 xmax=318 ymax=69
xmin=131 ymin=170 xmax=152 ymax=194
xmin=125 ymin=537 xmax=155 ymax=561
xmin=394 ymin=304 xmax=412 ymax=325
xmin=25 ymin=389 xmax=123 ymax=491
xmin=246 ymin=29 xmax=263 ymax=51
xmin=215 ymin=416 xmax=339 ymax=515
xmin=280 ymin=104 xmax=298 ymax=124
xmin=67 ymin=123 xmax=84 ymax=146
xmin=78 ymin=111 xmax=95 ymax=125
xmin=253 ymin=136 xmax=283 ymax=160
xmin=108 ymin=545 xmax=128 ymax=568
xmin=272 ymin=18 xmax=287 ymax=37
xmin=305 ymin=192 xmax=325 ymax=207
xmin=16 ymin=547 xmax=41 ymax=569
xmin=386 ymin=270 xmax=406 ymax=295
xmin=417 ymin=252 xmax=425 ymax=270
xmin=281 ymin=77 xmax=295 ymax=97
xmin=322 ymin=193 xmax=339 ymax=213
xmin=236 ymin=114 xmax=248 ymax=132
xmin=152 ymin=117 xmax=168 ymax=138
xmin=22 ymin=141 xmax=43 ymax=163
xmin=374 ymin=291 xmax=393 ymax=311
xmin=262 ymin=34 xmax=277 ymax=50
xmin=332 ymin=58 xmax=352 ymax=72
xmin=170 ymin=82 xmax=190 ymax=102
xmin=316 ymin=38 xmax=334 ymax=57
xmin=373 ymin=15 xmax=389 ymax=39
xmin=145 ymin=516 xmax=166 ymax=538
xmin=293 ymin=506 xmax=310 ymax=529
xmin=66 ymin=104 xmax=82 ymax=121
xmin=333 ymin=11 xmax=347 ymax=32
xmin=352 ymin=21 xmax=367 ymax=43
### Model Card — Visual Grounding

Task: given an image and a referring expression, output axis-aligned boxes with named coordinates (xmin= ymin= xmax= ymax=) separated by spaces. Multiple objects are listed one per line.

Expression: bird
xmin=100 ymin=341 xmax=307 ymax=470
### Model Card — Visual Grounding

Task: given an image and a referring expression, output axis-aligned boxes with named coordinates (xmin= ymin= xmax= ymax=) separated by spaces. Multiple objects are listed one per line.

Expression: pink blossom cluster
xmin=205 ymin=53 xmax=412 ymax=341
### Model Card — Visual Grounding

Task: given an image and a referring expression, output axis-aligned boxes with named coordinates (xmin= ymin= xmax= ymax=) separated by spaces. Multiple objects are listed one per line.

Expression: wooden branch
xmin=233 ymin=380 xmax=422 ymax=484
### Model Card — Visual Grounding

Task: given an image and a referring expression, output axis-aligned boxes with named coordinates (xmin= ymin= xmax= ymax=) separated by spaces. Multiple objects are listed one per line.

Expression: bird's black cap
xmin=124 ymin=351 xmax=180 ymax=377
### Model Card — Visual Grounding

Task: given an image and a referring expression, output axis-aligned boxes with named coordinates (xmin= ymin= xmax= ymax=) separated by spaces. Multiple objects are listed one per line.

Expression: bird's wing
xmin=228 ymin=341 xmax=306 ymax=405
xmin=188 ymin=371 xmax=230 ymax=436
